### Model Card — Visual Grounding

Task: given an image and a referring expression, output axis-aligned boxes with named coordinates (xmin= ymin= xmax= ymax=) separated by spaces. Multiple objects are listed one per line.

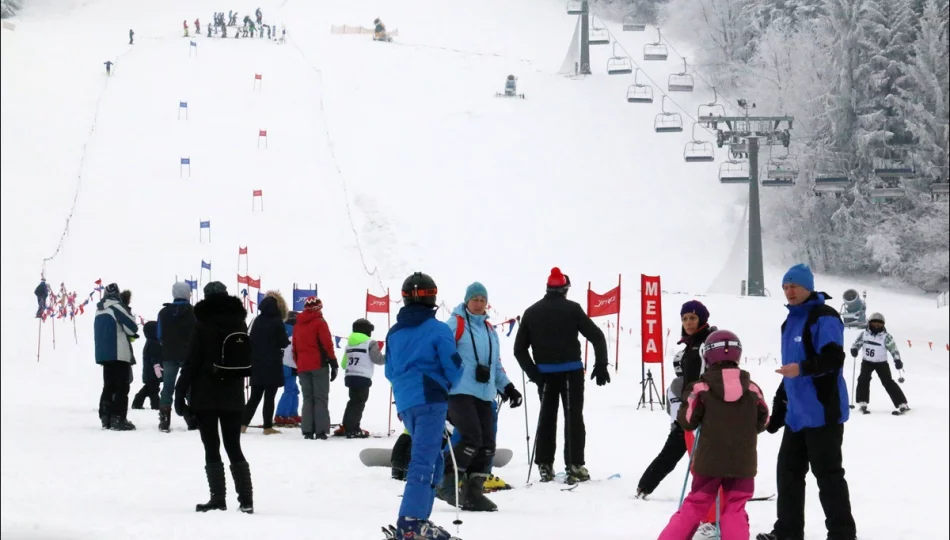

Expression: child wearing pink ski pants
xmin=658 ymin=474 xmax=753 ymax=540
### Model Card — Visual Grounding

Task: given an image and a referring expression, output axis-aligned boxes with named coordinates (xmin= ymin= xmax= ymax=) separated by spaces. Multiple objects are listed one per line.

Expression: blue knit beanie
xmin=782 ymin=263 xmax=814 ymax=291
xmin=680 ymin=300 xmax=709 ymax=326
xmin=464 ymin=282 xmax=488 ymax=303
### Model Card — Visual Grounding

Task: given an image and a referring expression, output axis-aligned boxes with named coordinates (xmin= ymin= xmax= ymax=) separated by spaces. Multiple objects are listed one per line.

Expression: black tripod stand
xmin=637 ymin=369 xmax=663 ymax=411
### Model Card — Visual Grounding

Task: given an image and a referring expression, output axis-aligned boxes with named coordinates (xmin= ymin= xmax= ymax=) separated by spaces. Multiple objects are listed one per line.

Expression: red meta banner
xmin=588 ymin=286 xmax=620 ymax=317
xmin=640 ymin=274 xmax=663 ymax=364
xmin=366 ymin=291 xmax=389 ymax=314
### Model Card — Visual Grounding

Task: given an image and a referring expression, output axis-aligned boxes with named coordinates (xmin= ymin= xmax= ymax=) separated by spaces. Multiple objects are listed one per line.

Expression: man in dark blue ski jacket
xmin=156 ymin=281 xmax=197 ymax=432
xmin=760 ymin=264 xmax=857 ymax=540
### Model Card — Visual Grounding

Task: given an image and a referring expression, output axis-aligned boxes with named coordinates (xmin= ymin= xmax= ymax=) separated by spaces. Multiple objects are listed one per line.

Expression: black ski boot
xmin=130 ymin=390 xmax=147 ymax=410
xmin=391 ymin=460 xmax=408 ymax=481
xmin=565 ymin=464 xmax=591 ymax=484
xmin=230 ymin=461 xmax=253 ymax=514
xmin=110 ymin=414 xmax=136 ymax=431
xmin=434 ymin=466 xmax=460 ymax=506
xmin=196 ymin=462 xmax=227 ymax=512
xmin=184 ymin=414 xmax=199 ymax=431
xmin=98 ymin=400 xmax=111 ymax=430
xmin=158 ymin=406 xmax=171 ymax=433
xmin=462 ymin=473 xmax=497 ymax=512
xmin=537 ymin=463 xmax=555 ymax=483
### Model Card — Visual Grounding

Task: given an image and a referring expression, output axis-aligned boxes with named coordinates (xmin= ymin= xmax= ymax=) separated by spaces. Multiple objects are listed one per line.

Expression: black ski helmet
xmin=401 ymin=272 xmax=438 ymax=307
xmin=353 ymin=318 xmax=375 ymax=335
xmin=507 ymin=74 xmax=515 ymax=80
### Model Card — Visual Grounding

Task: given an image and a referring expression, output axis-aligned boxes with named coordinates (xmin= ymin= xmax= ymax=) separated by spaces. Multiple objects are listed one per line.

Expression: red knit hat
xmin=304 ymin=296 xmax=323 ymax=311
xmin=547 ymin=267 xmax=569 ymax=288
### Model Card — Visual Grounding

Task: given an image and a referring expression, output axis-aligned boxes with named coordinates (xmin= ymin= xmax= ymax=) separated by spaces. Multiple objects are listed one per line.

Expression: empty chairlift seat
xmin=622 ymin=14 xmax=646 ymax=32
xmin=931 ymin=182 xmax=950 ymax=196
xmin=626 ymin=69 xmax=653 ymax=103
xmin=654 ymin=96 xmax=683 ymax=133
xmin=643 ymin=28 xmax=668 ymax=61
xmin=869 ymin=184 xmax=906 ymax=199
xmin=589 ymin=21 xmax=609 ymax=45
xmin=684 ymin=123 xmax=715 ymax=162
xmin=668 ymin=58 xmax=694 ymax=92
xmin=719 ymin=160 xmax=751 ymax=184
xmin=872 ymin=158 xmax=915 ymax=179
xmin=566 ymin=0 xmax=585 ymax=15
xmin=812 ymin=171 xmax=852 ymax=194
xmin=606 ymin=42 xmax=633 ymax=75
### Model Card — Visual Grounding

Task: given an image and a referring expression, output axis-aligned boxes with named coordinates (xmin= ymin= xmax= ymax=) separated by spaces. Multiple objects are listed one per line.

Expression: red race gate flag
xmin=640 ymin=274 xmax=664 ymax=397
xmin=366 ymin=291 xmax=390 ymax=314
xmin=584 ymin=274 xmax=622 ymax=372
xmin=364 ymin=289 xmax=395 ymax=437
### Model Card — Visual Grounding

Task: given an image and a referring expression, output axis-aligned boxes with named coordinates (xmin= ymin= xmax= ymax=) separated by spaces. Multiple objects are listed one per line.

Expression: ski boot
xmin=230 ymin=461 xmax=253 ymax=513
xmin=461 ymin=473 xmax=497 ymax=512
xmin=482 ymin=474 xmax=511 ymax=493
xmin=184 ymin=414 xmax=199 ymax=431
xmin=692 ymin=522 xmax=719 ymax=539
xmin=98 ymin=400 xmax=111 ymax=430
xmin=131 ymin=392 xmax=146 ymax=410
xmin=893 ymin=403 xmax=910 ymax=416
xmin=857 ymin=402 xmax=869 ymax=414
xmin=158 ymin=406 xmax=171 ymax=433
xmin=537 ymin=463 xmax=555 ymax=483
xmin=110 ymin=415 xmax=136 ymax=431
xmin=332 ymin=425 xmax=346 ymax=437
xmin=346 ymin=429 xmax=370 ymax=439
xmin=635 ymin=487 xmax=649 ymax=499
xmin=394 ymin=516 xmax=458 ymax=540
xmin=435 ymin=467 xmax=461 ymax=506
xmin=196 ymin=462 xmax=227 ymax=512
xmin=565 ymin=464 xmax=590 ymax=484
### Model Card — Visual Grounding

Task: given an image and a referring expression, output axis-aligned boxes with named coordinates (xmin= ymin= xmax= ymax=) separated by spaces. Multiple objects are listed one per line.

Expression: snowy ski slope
xmin=2 ymin=0 xmax=948 ymax=538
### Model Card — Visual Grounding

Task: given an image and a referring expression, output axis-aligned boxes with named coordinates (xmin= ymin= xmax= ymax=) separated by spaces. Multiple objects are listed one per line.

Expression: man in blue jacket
xmin=156 ymin=282 xmax=197 ymax=432
xmin=385 ymin=272 xmax=463 ymax=540
xmin=94 ymin=283 xmax=139 ymax=431
xmin=758 ymin=264 xmax=857 ymax=540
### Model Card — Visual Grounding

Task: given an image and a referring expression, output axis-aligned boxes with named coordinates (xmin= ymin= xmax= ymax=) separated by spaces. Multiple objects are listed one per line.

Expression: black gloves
xmin=850 ymin=348 xmax=859 ymax=358
xmin=501 ymin=383 xmax=523 ymax=408
xmin=894 ymin=359 xmax=903 ymax=371
xmin=328 ymin=358 xmax=339 ymax=382
xmin=591 ymin=363 xmax=611 ymax=386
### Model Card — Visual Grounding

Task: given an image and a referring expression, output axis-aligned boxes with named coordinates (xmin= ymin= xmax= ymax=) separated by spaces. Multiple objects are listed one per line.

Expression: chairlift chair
xmin=697 ymin=87 xmax=726 ymax=125
xmin=643 ymin=28 xmax=668 ymax=61
xmin=654 ymin=96 xmax=683 ymax=133
xmin=625 ymin=69 xmax=653 ymax=103
xmin=684 ymin=123 xmax=715 ymax=163
xmin=931 ymin=182 xmax=950 ymax=196
xmin=668 ymin=58 xmax=694 ymax=92
xmin=606 ymin=42 xmax=633 ymax=75
xmin=869 ymin=184 xmax=906 ymax=199
xmin=813 ymin=171 xmax=852 ymax=194
xmin=719 ymin=160 xmax=751 ymax=184
xmin=622 ymin=14 xmax=646 ymax=32
xmin=566 ymin=0 xmax=585 ymax=15
xmin=873 ymin=158 xmax=915 ymax=179
xmin=589 ymin=17 xmax=609 ymax=45
xmin=728 ymin=136 xmax=748 ymax=157
xmin=765 ymin=150 xmax=799 ymax=184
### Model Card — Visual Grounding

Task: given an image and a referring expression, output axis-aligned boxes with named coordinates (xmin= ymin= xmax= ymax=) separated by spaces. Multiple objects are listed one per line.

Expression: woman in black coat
xmin=241 ymin=292 xmax=290 ymax=433
xmin=174 ymin=281 xmax=254 ymax=514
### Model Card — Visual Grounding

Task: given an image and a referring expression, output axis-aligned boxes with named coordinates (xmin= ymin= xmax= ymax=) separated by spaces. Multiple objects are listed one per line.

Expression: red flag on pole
xmin=584 ymin=275 xmax=622 ymax=371
xmin=366 ymin=292 xmax=390 ymax=314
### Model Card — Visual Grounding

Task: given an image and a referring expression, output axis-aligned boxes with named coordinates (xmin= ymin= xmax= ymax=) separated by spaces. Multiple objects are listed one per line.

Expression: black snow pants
xmin=447 ymin=394 xmax=496 ymax=474
xmin=242 ymin=386 xmax=279 ymax=428
xmin=637 ymin=423 xmax=687 ymax=494
xmin=855 ymin=361 xmax=906 ymax=407
xmin=132 ymin=380 xmax=160 ymax=409
xmin=342 ymin=386 xmax=370 ymax=433
xmin=773 ymin=423 xmax=857 ymax=540
xmin=100 ymin=362 xmax=132 ymax=419
xmin=535 ymin=369 xmax=586 ymax=467
xmin=196 ymin=410 xmax=246 ymax=465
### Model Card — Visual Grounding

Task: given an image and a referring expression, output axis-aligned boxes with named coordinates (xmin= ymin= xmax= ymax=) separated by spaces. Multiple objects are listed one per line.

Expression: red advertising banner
xmin=640 ymin=274 xmax=663 ymax=364
xmin=584 ymin=275 xmax=622 ymax=372
xmin=366 ymin=291 xmax=390 ymax=314
xmin=247 ymin=277 xmax=261 ymax=289
xmin=237 ymin=274 xmax=249 ymax=285
xmin=364 ymin=289 xmax=394 ymax=436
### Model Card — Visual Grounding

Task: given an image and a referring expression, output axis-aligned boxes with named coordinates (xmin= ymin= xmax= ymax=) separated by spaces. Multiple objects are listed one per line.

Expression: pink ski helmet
xmin=701 ymin=329 xmax=743 ymax=365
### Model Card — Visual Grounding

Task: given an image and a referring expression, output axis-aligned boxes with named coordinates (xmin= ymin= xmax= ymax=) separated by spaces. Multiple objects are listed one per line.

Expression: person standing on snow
xmin=850 ymin=312 xmax=909 ymax=415
xmin=513 ymin=267 xmax=610 ymax=484
xmin=385 ymin=272 xmax=463 ymax=539
xmin=241 ymin=291 xmax=290 ymax=434
xmin=131 ymin=320 xmax=162 ymax=410
xmin=436 ymin=282 xmax=521 ymax=512
xmin=174 ymin=282 xmax=253 ymax=514
xmin=157 ymin=282 xmax=197 ymax=432
xmin=34 ymin=278 xmax=48 ymax=318
xmin=183 ymin=20 xmax=189 ymax=37
xmin=94 ymin=283 xmax=139 ymax=431
xmin=657 ymin=330 xmax=769 ymax=540
xmin=339 ymin=318 xmax=386 ymax=438
xmin=293 ymin=296 xmax=338 ymax=439
xmin=194 ymin=19 xmax=200 ymax=35
xmin=103 ymin=61 xmax=113 ymax=75
xmin=274 ymin=310 xmax=300 ymax=426
xmin=128 ymin=29 xmax=134 ymax=44
xmin=757 ymin=264 xmax=857 ymax=540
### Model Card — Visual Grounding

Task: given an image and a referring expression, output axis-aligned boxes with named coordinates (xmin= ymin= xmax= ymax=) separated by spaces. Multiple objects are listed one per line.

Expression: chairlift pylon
xmin=606 ymin=42 xmax=633 ymax=75
xmin=643 ymin=27 xmax=668 ymax=61
xmin=668 ymin=57 xmax=694 ymax=92
xmin=622 ymin=13 xmax=646 ymax=32
xmin=625 ymin=69 xmax=653 ymax=103
xmin=654 ymin=96 xmax=683 ymax=133
xmin=719 ymin=160 xmax=751 ymax=184
xmin=698 ymin=87 xmax=725 ymax=125
xmin=684 ymin=122 xmax=716 ymax=163
xmin=589 ymin=16 xmax=609 ymax=45
xmin=566 ymin=0 xmax=585 ymax=15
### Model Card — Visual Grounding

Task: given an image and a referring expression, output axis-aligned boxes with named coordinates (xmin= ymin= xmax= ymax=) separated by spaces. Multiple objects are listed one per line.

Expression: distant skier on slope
xmin=850 ymin=312 xmax=909 ymax=415
xmin=103 ymin=61 xmax=113 ymax=75
xmin=35 ymin=278 xmax=48 ymax=318
xmin=373 ymin=18 xmax=391 ymax=42
xmin=128 ymin=28 xmax=134 ymax=45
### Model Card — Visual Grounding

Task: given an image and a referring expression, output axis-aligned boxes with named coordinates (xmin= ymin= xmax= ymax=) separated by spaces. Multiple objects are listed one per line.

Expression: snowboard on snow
xmin=360 ymin=447 xmax=513 ymax=468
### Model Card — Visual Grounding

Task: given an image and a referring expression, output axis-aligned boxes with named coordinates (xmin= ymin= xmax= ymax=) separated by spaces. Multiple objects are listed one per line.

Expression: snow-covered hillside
xmin=2 ymin=0 xmax=948 ymax=538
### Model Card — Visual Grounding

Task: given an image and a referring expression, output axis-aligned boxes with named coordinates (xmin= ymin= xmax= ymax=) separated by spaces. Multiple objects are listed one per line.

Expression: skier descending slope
xmin=849 ymin=312 xmax=910 ymax=415
xmin=384 ymin=272 xmax=464 ymax=540
xmin=514 ymin=267 xmax=610 ymax=484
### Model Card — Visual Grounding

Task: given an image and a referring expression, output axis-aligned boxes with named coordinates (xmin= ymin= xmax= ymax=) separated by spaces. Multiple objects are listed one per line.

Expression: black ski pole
xmin=564 ymin=376 xmax=573 ymax=482
xmin=521 ymin=371 xmax=531 ymax=469
xmin=849 ymin=356 xmax=857 ymax=409
xmin=526 ymin=382 xmax=547 ymax=486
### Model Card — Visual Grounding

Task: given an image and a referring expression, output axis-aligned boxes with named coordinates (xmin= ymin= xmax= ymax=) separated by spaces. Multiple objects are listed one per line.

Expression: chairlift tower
xmin=579 ymin=1 xmax=591 ymax=75
xmin=699 ymin=101 xmax=794 ymax=297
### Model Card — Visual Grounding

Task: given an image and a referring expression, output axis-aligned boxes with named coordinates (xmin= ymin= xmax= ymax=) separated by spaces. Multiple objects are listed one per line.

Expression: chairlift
xmin=625 ymin=69 xmax=653 ymax=103
xmin=622 ymin=13 xmax=646 ymax=32
xmin=719 ymin=160 xmax=751 ymax=184
xmin=873 ymin=157 xmax=915 ymax=179
xmin=589 ymin=17 xmax=609 ymax=45
xmin=684 ymin=123 xmax=716 ymax=163
xmin=606 ymin=42 xmax=633 ymax=75
xmin=668 ymin=57 xmax=694 ymax=92
xmin=728 ymin=136 xmax=748 ymax=157
xmin=697 ymin=87 xmax=726 ymax=125
xmin=654 ymin=96 xmax=683 ymax=133
xmin=869 ymin=181 xmax=906 ymax=199
xmin=813 ymin=171 xmax=852 ymax=194
xmin=643 ymin=28 xmax=668 ymax=61
xmin=566 ymin=0 xmax=585 ymax=15
xmin=765 ymin=148 xmax=799 ymax=183
xmin=931 ymin=182 xmax=950 ymax=197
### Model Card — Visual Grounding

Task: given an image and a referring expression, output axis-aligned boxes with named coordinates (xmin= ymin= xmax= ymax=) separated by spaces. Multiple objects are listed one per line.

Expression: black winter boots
xmin=159 ymin=406 xmax=171 ymax=432
xmin=435 ymin=469 xmax=497 ymax=512
xmin=230 ymin=461 xmax=254 ymax=514
xmin=98 ymin=400 xmax=111 ymax=430
xmin=196 ymin=463 xmax=227 ymax=512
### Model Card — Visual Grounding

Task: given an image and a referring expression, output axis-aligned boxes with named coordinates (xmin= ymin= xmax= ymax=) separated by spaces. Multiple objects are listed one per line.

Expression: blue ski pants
xmin=398 ymin=402 xmax=447 ymax=521
xmin=275 ymin=366 xmax=299 ymax=418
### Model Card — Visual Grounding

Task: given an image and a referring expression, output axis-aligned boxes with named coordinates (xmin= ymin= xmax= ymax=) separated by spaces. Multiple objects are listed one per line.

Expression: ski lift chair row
xmin=625 ymin=69 xmax=653 ymax=103
xmin=684 ymin=123 xmax=715 ymax=162
xmin=719 ymin=160 xmax=751 ymax=184
xmin=622 ymin=14 xmax=646 ymax=32
xmin=606 ymin=42 xmax=633 ymax=75
xmin=654 ymin=96 xmax=683 ymax=133
xmin=668 ymin=58 xmax=694 ymax=92
xmin=643 ymin=28 xmax=668 ymax=61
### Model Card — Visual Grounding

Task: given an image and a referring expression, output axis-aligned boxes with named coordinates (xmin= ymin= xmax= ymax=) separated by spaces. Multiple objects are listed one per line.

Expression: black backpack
xmin=214 ymin=331 xmax=252 ymax=378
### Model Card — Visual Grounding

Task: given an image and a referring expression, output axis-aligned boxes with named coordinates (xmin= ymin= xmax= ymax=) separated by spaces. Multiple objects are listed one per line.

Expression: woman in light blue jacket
xmin=436 ymin=282 xmax=522 ymax=512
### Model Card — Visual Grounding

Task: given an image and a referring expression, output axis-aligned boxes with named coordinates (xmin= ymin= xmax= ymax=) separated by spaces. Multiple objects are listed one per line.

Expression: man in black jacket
xmin=514 ymin=267 xmax=610 ymax=484
xmin=157 ymin=281 xmax=197 ymax=432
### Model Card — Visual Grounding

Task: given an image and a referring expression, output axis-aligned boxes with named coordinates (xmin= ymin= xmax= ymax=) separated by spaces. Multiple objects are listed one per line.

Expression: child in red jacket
xmin=292 ymin=297 xmax=338 ymax=439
